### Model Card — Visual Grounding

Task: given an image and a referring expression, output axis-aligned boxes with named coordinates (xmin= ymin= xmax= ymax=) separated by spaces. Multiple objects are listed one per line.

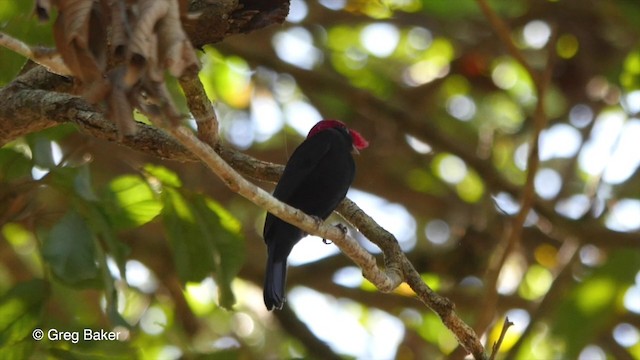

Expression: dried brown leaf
xmin=53 ymin=0 xmax=107 ymax=83
xmin=108 ymin=0 xmax=129 ymax=60
xmin=156 ymin=0 xmax=200 ymax=78
xmin=38 ymin=0 xmax=201 ymax=137
xmin=126 ymin=0 xmax=169 ymax=82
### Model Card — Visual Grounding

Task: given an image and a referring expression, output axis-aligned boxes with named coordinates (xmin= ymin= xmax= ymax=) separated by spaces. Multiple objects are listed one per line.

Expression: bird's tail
xmin=263 ymin=254 xmax=287 ymax=311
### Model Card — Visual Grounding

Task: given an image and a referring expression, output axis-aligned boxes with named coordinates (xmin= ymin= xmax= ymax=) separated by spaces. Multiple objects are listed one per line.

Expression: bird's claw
xmin=335 ymin=223 xmax=348 ymax=234
xmin=322 ymin=223 xmax=348 ymax=244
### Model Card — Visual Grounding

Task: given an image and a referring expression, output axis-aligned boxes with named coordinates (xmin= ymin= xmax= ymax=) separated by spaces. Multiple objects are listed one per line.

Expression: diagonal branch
xmin=2 ymin=67 xmax=638 ymax=250
xmin=474 ymin=0 xmax=535 ymax=78
xmin=474 ymin=0 xmax=559 ymax=337
xmin=178 ymin=74 xmax=219 ymax=145
xmin=161 ymin=119 xmax=487 ymax=360
xmin=174 ymin=73 xmax=487 ymax=358
xmin=161 ymin=122 xmax=403 ymax=292
xmin=2 ymin=64 xmax=636 ymax=358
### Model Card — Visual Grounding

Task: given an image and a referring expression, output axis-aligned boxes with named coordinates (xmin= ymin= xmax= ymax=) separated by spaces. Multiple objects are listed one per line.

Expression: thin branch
xmin=404 ymin=257 xmax=487 ymax=359
xmin=3 ymin=65 xmax=639 ymax=359
xmin=338 ymin=199 xmax=486 ymax=359
xmin=474 ymin=0 xmax=559 ymax=336
xmin=178 ymin=75 xmax=219 ymax=145
xmin=2 ymin=69 xmax=639 ymax=250
xmin=162 ymin=123 xmax=404 ymax=293
xmin=503 ymin=239 xmax=580 ymax=359
xmin=489 ymin=317 xmax=514 ymax=360
xmin=474 ymin=0 xmax=534 ymax=78
xmin=157 ymin=122 xmax=486 ymax=358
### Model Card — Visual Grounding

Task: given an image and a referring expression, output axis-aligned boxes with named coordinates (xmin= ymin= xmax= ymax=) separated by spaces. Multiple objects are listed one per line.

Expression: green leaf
xmin=161 ymin=189 xmax=244 ymax=309
xmin=0 ymin=1 xmax=54 ymax=86
xmin=104 ymin=175 xmax=162 ymax=229
xmin=543 ymin=250 xmax=640 ymax=358
xmin=0 ymin=149 xmax=32 ymax=181
xmin=47 ymin=166 xmax=99 ymax=202
xmin=42 ymin=210 xmax=99 ymax=285
xmin=143 ymin=164 xmax=182 ymax=187
xmin=0 ymin=342 xmax=32 ymax=360
xmin=192 ymin=197 xmax=245 ymax=309
xmin=194 ymin=349 xmax=240 ymax=360
xmin=0 ymin=279 xmax=48 ymax=352
xmin=621 ymin=48 xmax=640 ymax=91
xmin=73 ymin=165 xmax=99 ymax=201
xmin=162 ymin=189 xmax=216 ymax=284
xmin=89 ymin=204 xmax=130 ymax=280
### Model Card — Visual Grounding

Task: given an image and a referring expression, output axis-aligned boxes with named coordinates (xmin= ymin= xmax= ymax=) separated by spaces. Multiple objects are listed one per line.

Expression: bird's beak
xmin=351 ymin=144 xmax=360 ymax=155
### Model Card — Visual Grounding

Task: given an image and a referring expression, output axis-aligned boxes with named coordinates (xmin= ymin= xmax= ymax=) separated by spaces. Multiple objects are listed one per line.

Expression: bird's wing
xmin=271 ymin=131 xmax=334 ymax=202
xmin=263 ymin=132 xmax=335 ymax=241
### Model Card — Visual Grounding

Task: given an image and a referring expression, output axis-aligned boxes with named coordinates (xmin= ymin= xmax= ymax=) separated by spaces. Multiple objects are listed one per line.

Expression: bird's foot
xmin=322 ymin=223 xmax=348 ymax=244
xmin=335 ymin=223 xmax=348 ymax=234
xmin=311 ymin=215 xmax=323 ymax=225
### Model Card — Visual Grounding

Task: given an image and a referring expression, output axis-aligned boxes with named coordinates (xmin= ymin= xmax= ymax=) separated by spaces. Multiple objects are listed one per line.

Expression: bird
xmin=262 ymin=119 xmax=369 ymax=310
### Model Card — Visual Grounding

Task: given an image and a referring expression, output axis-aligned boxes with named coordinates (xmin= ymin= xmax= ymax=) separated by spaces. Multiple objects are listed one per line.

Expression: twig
xmin=178 ymin=75 xmax=219 ymax=145
xmin=504 ymin=240 xmax=579 ymax=359
xmin=157 ymin=122 xmax=489 ymax=358
xmin=404 ymin=258 xmax=487 ymax=359
xmin=474 ymin=0 xmax=559 ymax=336
xmin=339 ymin=199 xmax=487 ymax=359
xmin=474 ymin=0 xmax=534 ymax=78
xmin=489 ymin=317 xmax=514 ymax=360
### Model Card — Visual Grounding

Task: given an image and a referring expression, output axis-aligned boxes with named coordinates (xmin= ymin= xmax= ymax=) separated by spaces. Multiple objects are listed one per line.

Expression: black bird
xmin=263 ymin=120 xmax=369 ymax=310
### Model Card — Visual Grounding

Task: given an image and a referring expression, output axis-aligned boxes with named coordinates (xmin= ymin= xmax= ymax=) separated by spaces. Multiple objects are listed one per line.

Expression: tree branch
xmin=489 ymin=317 xmax=514 ymax=360
xmin=474 ymin=0 xmax=559 ymax=336
xmin=1 ymin=65 xmax=638 ymax=359
xmin=178 ymin=75 xmax=219 ymax=145
xmin=474 ymin=0 xmax=535 ymax=78
xmin=2 ymin=67 xmax=638 ymax=249
xmin=162 ymin=123 xmax=404 ymax=292
xmin=0 ymin=63 xmax=488 ymax=358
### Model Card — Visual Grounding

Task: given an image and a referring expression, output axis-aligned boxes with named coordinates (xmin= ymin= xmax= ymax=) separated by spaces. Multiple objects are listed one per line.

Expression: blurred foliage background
xmin=2 ymin=0 xmax=640 ymax=359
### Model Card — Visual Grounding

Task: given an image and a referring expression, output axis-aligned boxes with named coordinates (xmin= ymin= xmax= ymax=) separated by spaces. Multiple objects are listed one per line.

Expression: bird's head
xmin=307 ymin=119 xmax=369 ymax=153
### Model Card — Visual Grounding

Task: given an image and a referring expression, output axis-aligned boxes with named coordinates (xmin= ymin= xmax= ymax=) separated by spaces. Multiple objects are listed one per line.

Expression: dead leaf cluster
xmin=36 ymin=0 xmax=200 ymax=135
